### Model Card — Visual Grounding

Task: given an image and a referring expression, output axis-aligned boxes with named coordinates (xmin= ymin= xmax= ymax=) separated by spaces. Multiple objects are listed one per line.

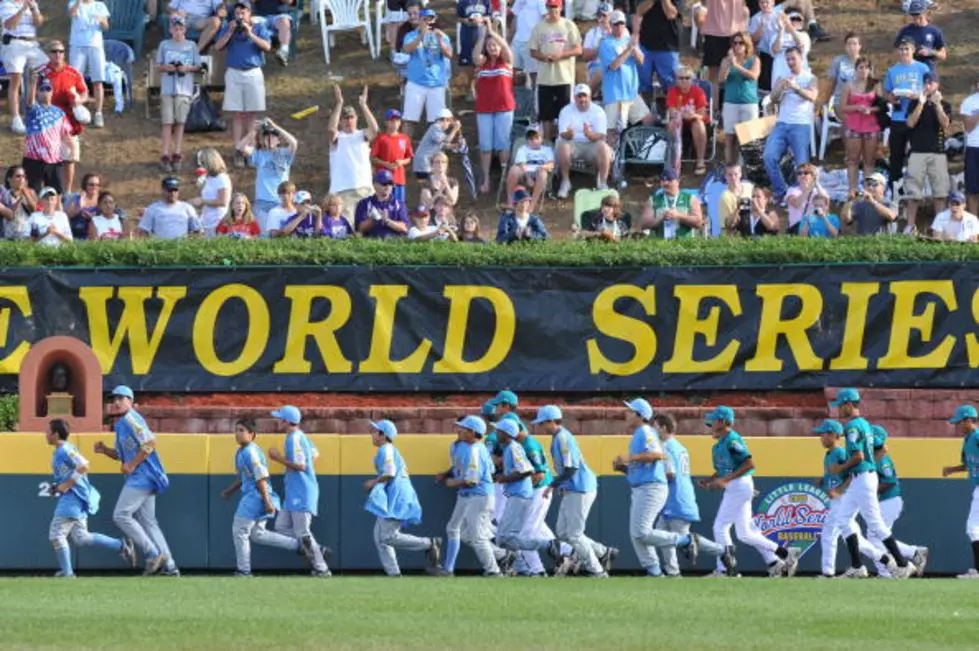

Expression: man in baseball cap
xmin=355 ymin=165 xmax=410 ymax=239
xmin=931 ymin=191 xmax=979 ymax=242
xmin=556 ymin=82 xmax=613 ymax=199
xmin=845 ymin=171 xmax=899 ymax=235
xmin=943 ymin=404 xmax=979 ymax=578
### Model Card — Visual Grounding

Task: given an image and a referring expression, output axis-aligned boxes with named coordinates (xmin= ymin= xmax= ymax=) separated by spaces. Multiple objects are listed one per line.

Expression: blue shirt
xmin=626 ymin=424 xmax=666 ymax=487
xmin=501 ymin=441 xmax=534 ymax=499
xmin=282 ymin=428 xmax=319 ymax=514
xmin=894 ymin=24 xmax=945 ymax=70
xmin=883 ymin=60 xmax=929 ymax=122
xmin=220 ymin=20 xmax=275 ymax=69
xmin=598 ymin=35 xmax=639 ymax=106
xmin=662 ymin=437 xmax=699 ymax=522
xmin=235 ymin=442 xmax=280 ymax=521
xmin=404 ymin=29 xmax=452 ymax=88
xmin=365 ymin=443 xmax=423 ymax=525
xmin=961 ymin=430 xmax=979 ymax=486
xmin=449 ymin=439 xmax=467 ymax=479
xmin=52 ymin=442 xmax=100 ymax=518
xmin=550 ymin=427 xmax=598 ymax=493
xmin=876 ymin=453 xmax=901 ymax=502
xmin=115 ymin=410 xmax=169 ymax=493
xmin=822 ymin=446 xmax=848 ymax=493
xmin=251 ymin=148 xmax=295 ymax=204
xmin=711 ymin=430 xmax=753 ymax=477
xmin=460 ymin=441 xmax=494 ymax=497
xmin=801 ymin=213 xmax=840 ymax=238
xmin=843 ymin=416 xmax=876 ymax=475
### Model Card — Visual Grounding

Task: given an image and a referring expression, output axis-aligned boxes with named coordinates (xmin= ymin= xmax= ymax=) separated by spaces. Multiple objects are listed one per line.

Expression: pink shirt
xmin=843 ymin=90 xmax=880 ymax=135
xmin=703 ymin=0 xmax=746 ymax=38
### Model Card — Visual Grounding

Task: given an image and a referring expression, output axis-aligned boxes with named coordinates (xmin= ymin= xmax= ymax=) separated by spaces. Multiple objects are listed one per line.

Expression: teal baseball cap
xmin=271 ymin=405 xmax=302 ymax=425
xmin=623 ymin=398 xmax=653 ymax=420
xmin=110 ymin=385 xmax=134 ymax=400
xmin=490 ymin=390 xmax=519 ymax=407
xmin=494 ymin=419 xmax=520 ymax=439
xmin=370 ymin=419 xmax=398 ymax=441
xmin=813 ymin=419 xmax=843 ymax=435
xmin=829 ymin=388 xmax=861 ymax=407
xmin=870 ymin=424 xmax=888 ymax=449
xmin=480 ymin=400 xmax=497 ymax=418
xmin=949 ymin=405 xmax=978 ymax=424
xmin=531 ymin=405 xmax=562 ymax=424
xmin=496 ymin=412 xmax=528 ymax=433
xmin=705 ymin=406 xmax=735 ymax=425
xmin=455 ymin=415 xmax=487 ymax=437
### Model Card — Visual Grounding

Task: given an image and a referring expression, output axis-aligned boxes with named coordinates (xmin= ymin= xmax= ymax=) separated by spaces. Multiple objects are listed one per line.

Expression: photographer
xmin=401 ymin=7 xmax=453 ymax=138
xmin=843 ymin=171 xmax=897 ymax=235
xmin=904 ymin=72 xmax=951 ymax=232
xmin=216 ymin=0 xmax=273 ymax=157
xmin=799 ymin=194 xmax=840 ymax=238
xmin=156 ymin=16 xmax=202 ymax=172
xmin=729 ymin=186 xmax=779 ymax=237
xmin=236 ymin=117 xmax=298 ymax=234
xmin=718 ymin=163 xmax=753 ymax=237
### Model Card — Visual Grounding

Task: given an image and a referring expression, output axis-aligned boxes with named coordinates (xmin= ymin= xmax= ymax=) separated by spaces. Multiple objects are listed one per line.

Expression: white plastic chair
xmin=319 ymin=0 xmax=377 ymax=64
xmin=818 ymin=95 xmax=843 ymax=160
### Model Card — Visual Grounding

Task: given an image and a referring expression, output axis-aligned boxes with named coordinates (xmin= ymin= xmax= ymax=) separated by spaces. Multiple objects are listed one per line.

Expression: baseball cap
xmin=494 ymin=419 xmax=521 ymax=439
xmin=661 ymin=168 xmax=679 ymax=182
xmin=623 ymin=398 xmax=653 ymax=420
xmin=531 ymin=405 xmax=562 ymax=424
xmin=384 ymin=108 xmax=402 ymax=120
xmin=525 ymin=123 xmax=541 ymax=136
xmin=705 ymin=405 xmax=735 ymax=425
xmin=490 ymin=390 xmax=519 ymax=407
xmin=829 ymin=388 xmax=861 ymax=407
xmin=39 ymin=186 xmax=58 ymax=199
xmin=480 ymin=400 xmax=497 ymax=419
xmin=610 ymin=10 xmax=627 ymax=24
xmin=414 ymin=204 xmax=429 ymax=216
xmin=870 ymin=425 xmax=888 ymax=449
xmin=110 ymin=385 xmax=134 ymax=400
xmin=295 ymin=190 xmax=312 ymax=204
xmin=38 ymin=78 xmax=53 ymax=92
xmin=498 ymin=412 xmax=528 ymax=433
xmin=949 ymin=191 xmax=966 ymax=205
xmin=455 ymin=415 xmax=487 ymax=437
xmin=597 ymin=2 xmax=613 ymax=14
xmin=170 ymin=14 xmax=186 ymax=25
xmin=866 ymin=172 xmax=887 ymax=186
xmin=924 ymin=71 xmax=939 ymax=84
xmin=374 ymin=168 xmax=394 ymax=184
xmin=235 ymin=0 xmax=252 ymax=9
xmin=907 ymin=0 xmax=925 ymax=14
xmin=271 ymin=405 xmax=302 ymax=425
xmin=787 ymin=10 xmax=803 ymax=20
xmin=162 ymin=176 xmax=180 ymax=191
xmin=436 ymin=108 xmax=453 ymax=120
xmin=949 ymin=405 xmax=978 ymax=424
xmin=419 ymin=8 xmax=436 ymax=18
xmin=573 ymin=83 xmax=591 ymax=97
xmin=545 ymin=0 xmax=562 ymax=7
xmin=370 ymin=419 xmax=399 ymax=441
xmin=897 ymin=37 xmax=916 ymax=49
xmin=812 ymin=419 xmax=843 ymax=435
xmin=512 ymin=188 xmax=531 ymax=204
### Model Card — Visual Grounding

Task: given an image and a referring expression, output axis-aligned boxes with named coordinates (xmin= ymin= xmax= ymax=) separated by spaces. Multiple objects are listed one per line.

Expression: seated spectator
xmin=157 ymin=16 xmax=203 ymax=173
xmin=842 ymin=172 xmax=897 ymax=235
xmin=785 ymin=163 xmax=827 ymax=234
xmin=556 ymin=84 xmax=612 ymax=198
xmin=509 ymin=0 xmax=546 ymax=88
xmin=370 ymin=109 xmax=414 ymax=203
xmin=497 ymin=187 xmax=549 ymax=243
xmin=460 ymin=212 xmax=487 ymax=243
xmin=328 ymin=85 xmax=378 ymax=222
xmin=192 ymin=148 xmax=232 ymax=237
xmin=68 ymin=0 xmax=111 ymax=128
xmin=168 ymin=0 xmax=225 ymax=53
xmin=582 ymin=4 xmax=612 ymax=91
xmin=718 ymin=163 xmax=754 ymax=231
xmin=829 ymin=33 xmax=861 ymax=109
xmin=65 ymin=172 xmax=102 ymax=240
xmin=639 ymin=169 xmax=704 ymax=239
xmin=431 ymin=195 xmax=458 ymax=232
xmin=355 ymin=169 xmax=410 ymax=238
xmin=401 ymin=8 xmax=453 ymax=138
xmin=238 ymin=117 xmax=298 ymax=233
xmin=419 ymin=152 xmax=460 ymax=209
xmin=1 ymin=166 xmax=36 ymax=240
xmin=216 ymin=192 xmax=261 ymax=239
xmin=250 ymin=0 xmax=295 ymax=65
xmin=413 ymin=109 xmax=461 ymax=180
xmin=665 ymin=67 xmax=709 ymax=176
xmin=770 ymin=11 xmax=810 ymax=85
xmin=905 ymin=72 xmax=951 ymax=230
xmin=798 ymin=194 xmax=839 ymax=238
xmin=408 ymin=204 xmax=458 ymax=241
xmin=320 ymin=193 xmax=355 ymax=240
xmin=268 ymin=181 xmax=299 ymax=236
xmin=138 ymin=176 xmax=201 ymax=239
xmin=931 ymin=192 xmax=978 ymax=242
xmin=763 ymin=47 xmax=816 ymax=202
xmin=962 ymin=73 xmax=979 ymax=216
xmin=578 ymin=193 xmax=632 ymax=241
xmin=29 ymin=187 xmax=72 ymax=247
xmin=88 ymin=191 xmax=125 ymax=240
xmin=507 ymin=125 xmax=554 ymax=214
xmin=457 ymin=0 xmax=490 ymax=93
xmin=473 ymin=21 xmax=515 ymax=195
xmin=599 ymin=10 xmax=649 ymax=149
xmin=894 ymin=1 xmax=945 ymax=72
xmin=720 ymin=31 xmax=760 ymax=165
xmin=728 ymin=185 xmax=779 ymax=236
xmin=23 ymin=78 xmax=73 ymax=195
xmin=749 ymin=0 xmax=779 ymax=91
xmin=840 ymin=57 xmax=883 ymax=197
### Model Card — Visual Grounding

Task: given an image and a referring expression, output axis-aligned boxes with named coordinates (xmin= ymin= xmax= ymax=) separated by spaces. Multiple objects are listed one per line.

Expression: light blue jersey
xmin=662 ymin=437 xmax=699 ymax=522
xmin=711 ymin=430 xmax=753 ymax=477
xmin=459 ymin=441 xmax=494 ymax=497
xmin=365 ymin=443 xmax=423 ymax=526
xmin=843 ymin=416 xmax=876 ymax=475
xmin=626 ymin=424 xmax=667 ymax=487
xmin=449 ymin=439 xmax=467 ymax=478
xmin=883 ymin=60 xmax=929 ymax=122
xmin=501 ymin=441 xmax=534 ymax=499
xmin=550 ymin=427 xmax=598 ymax=493
xmin=822 ymin=446 xmax=848 ymax=493
xmin=283 ymin=429 xmax=319 ymax=515
xmin=598 ymin=34 xmax=640 ymax=106
xmin=961 ymin=430 xmax=979 ymax=486
xmin=235 ymin=442 xmax=280 ymax=521
xmin=52 ymin=443 xmax=100 ymax=518
xmin=114 ymin=410 xmax=169 ymax=493
xmin=876 ymin=453 xmax=901 ymax=502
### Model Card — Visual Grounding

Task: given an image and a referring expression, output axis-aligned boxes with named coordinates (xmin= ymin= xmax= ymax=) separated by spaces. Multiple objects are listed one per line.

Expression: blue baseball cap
xmin=455 ymin=415 xmax=487 ymax=437
xmin=374 ymin=169 xmax=394 ymax=185
xmin=949 ymin=405 xmax=978 ymax=424
xmin=419 ymin=8 xmax=436 ymax=18
xmin=38 ymin=78 xmax=53 ymax=93
xmin=705 ymin=405 xmax=735 ymax=425
xmin=531 ymin=405 xmax=562 ymax=424
xmin=597 ymin=2 xmax=613 ymax=14
xmin=661 ymin=169 xmax=679 ymax=182
xmin=512 ymin=188 xmax=531 ymax=204
xmin=490 ymin=390 xmax=518 ymax=407
xmin=370 ymin=419 xmax=398 ymax=441
xmin=829 ymin=388 xmax=861 ymax=407
xmin=384 ymin=108 xmax=402 ymax=120
xmin=170 ymin=14 xmax=186 ymax=25
xmin=495 ymin=419 xmax=520 ymax=439
xmin=907 ymin=0 xmax=925 ymax=14
xmin=949 ymin=191 xmax=966 ymax=205
xmin=813 ymin=419 xmax=843 ymax=435
xmin=110 ymin=385 xmax=134 ymax=400
xmin=623 ymin=398 xmax=653 ymax=420
xmin=271 ymin=405 xmax=302 ymax=425
xmin=480 ymin=400 xmax=497 ymax=419
xmin=497 ymin=412 xmax=528 ymax=433
xmin=870 ymin=424 xmax=888 ymax=449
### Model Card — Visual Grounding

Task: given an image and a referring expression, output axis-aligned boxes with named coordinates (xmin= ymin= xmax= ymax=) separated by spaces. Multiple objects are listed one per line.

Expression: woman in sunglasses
xmin=720 ymin=31 xmax=760 ymax=166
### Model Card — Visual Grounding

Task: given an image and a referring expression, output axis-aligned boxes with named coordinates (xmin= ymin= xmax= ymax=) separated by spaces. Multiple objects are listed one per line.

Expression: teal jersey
xmin=521 ymin=434 xmax=552 ymax=488
xmin=962 ymin=430 xmax=979 ymax=486
xmin=711 ymin=430 xmax=753 ymax=477
xmin=843 ymin=416 xmax=876 ymax=475
xmin=822 ymin=446 xmax=848 ymax=492
xmin=876 ymin=453 xmax=901 ymax=502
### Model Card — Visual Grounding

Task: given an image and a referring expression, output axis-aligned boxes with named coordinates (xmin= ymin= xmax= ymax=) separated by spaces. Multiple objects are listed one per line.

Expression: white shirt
xmin=558 ymin=102 xmax=607 ymax=143
xmin=772 ymin=30 xmax=810 ymax=85
xmin=514 ymin=143 xmax=554 ymax=174
xmin=748 ymin=10 xmax=779 ymax=55
xmin=512 ymin=0 xmax=547 ymax=43
xmin=408 ymin=223 xmax=444 ymax=240
xmin=200 ymin=172 xmax=232 ymax=231
xmin=775 ymin=71 xmax=816 ymax=125
xmin=268 ymin=205 xmax=297 ymax=232
xmin=92 ymin=213 xmax=122 ymax=239
xmin=583 ymin=26 xmax=608 ymax=53
xmin=932 ymin=210 xmax=979 ymax=242
xmin=960 ymin=92 xmax=979 ymax=149
xmin=329 ymin=129 xmax=373 ymax=194
xmin=0 ymin=0 xmax=38 ymax=38
xmin=69 ymin=1 xmax=110 ymax=49
xmin=29 ymin=210 xmax=72 ymax=247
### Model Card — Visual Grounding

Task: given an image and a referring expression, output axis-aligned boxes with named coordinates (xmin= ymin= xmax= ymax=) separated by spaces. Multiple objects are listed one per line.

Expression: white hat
xmin=436 ymin=108 xmax=454 ymax=120
xmin=573 ymin=83 xmax=591 ymax=97
xmin=610 ymin=9 xmax=627 ymax=24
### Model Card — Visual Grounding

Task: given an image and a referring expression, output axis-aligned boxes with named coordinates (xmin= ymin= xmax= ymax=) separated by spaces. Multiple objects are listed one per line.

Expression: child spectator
xmin=413 ymin=109 xmax=461 ymax=180
xmin=460 ymin=213 xmax=487 ymax=243
xmin=496 ymin=187 xmax=549 ymax=243
xmin=68 ymin=0 xmax=110 ymax=128
xmin=88 ymin=191 xmax=125 ymax=240
xmin=408 ymin=204 xmax=457 ymax=241
xmin=320 ymin=193 xmax=355 ymax=239
xmin=29 ymin=187 xmax=73 ymax=247
xmin=217 ymin=192 xmax=261 ymax=239
xmin=268 ymin=181 xmax=299 ymax=235
xmin=370 ymin=109 xmax=414 ymax=203
xmin=799 ymin=194 xmax=840 ymax=238
xmin=157 ymin=16 xmax=202 ymax=173
xmin=507 ymin=125 xmax=554 ymax=214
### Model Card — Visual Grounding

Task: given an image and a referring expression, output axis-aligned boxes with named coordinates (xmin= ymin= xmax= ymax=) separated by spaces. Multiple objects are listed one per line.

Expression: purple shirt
xmin=354 ymin=194 xmax=409 ymax=239
xmin=323 ymin=215 xmax=354 ymax=239
xmin=280 ymin=212 xmax=325 ymax=238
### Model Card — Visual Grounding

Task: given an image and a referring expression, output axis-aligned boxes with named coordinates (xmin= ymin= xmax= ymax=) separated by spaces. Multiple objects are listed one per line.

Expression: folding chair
xmin=573 ymin=187 xmax=618 ymax=228
xmin=679 ymin=79 xmax=717 ymax=164
xmin=102 ymin=40 xmax=135 ymax=110
xmin=614 ymin=124 xmax=669 ymax=186
xmin=103 ymin=0 xmax=146 ymax=57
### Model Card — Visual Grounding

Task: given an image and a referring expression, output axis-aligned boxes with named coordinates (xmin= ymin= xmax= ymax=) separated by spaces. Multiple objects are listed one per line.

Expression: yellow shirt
xmin=529 ymin=18 xmax=581 ymax=87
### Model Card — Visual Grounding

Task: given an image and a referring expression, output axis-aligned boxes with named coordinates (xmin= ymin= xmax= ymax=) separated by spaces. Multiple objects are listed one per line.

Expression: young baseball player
xmin=221 ymin=417 xmax=307 ymax=577
xmin=699 ymin=406 xmax=800 ymax=578
xmin=267 ymin=405 xmax=331 ymax=577
xmin=487 ymin=391 xmax=517 ymax=527
xmin=942 ymin=405 xmax=979 ymax=579
xmin=94 ymin=385 xmax=177 ymax=576
xmin=364 ymin=419 xmax=443 ymax=576
xmin=46 ymin=418 xmax=136 ymax=577
xmin=536 ymin=404 xmax=617 ymax=577
xmin=435 ymin=423 xmax=468 ymax=575
xmin=828 ymin=389 xmax=915 ymax=578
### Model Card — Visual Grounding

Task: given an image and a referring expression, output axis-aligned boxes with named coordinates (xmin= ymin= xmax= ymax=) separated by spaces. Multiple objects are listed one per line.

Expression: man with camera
xmin=401 ymin=7 xmax=452 ymax=139
xmin=168 ymin=0 xmax=225 ymax=53
xmin=216 ymin=0 xmax=273 ymax=157
xmin=157 ymin=15 xmax=203 ymax=172
xmin=843 ymin=172 xmax=898 ymax=235
xmin=0 ymin=0 xmax=47 ymax=134
xmin=236 ymin=117 xmax=298 ymax=233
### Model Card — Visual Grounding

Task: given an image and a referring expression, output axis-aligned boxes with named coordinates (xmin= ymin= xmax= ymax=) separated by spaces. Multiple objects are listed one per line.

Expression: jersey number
xmin=38 ymin=482 xmax=52 ymax=497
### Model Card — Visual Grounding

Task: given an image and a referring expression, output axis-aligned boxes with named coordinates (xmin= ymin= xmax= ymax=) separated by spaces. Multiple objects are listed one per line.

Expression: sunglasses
xmin=797 ymin=170 xmax=812 ymax=176
xmin=866 ymin=180 xmax=880 ymax=186
xmin=50 ymin=49 xmax=65 ymax=54
xmin=378 ymin=181 xmax=394 ymax=186
xmin=165 ymin=188 xmax=179 ymax=192
xmin=732 ymin=40 xmax=745 ymax=45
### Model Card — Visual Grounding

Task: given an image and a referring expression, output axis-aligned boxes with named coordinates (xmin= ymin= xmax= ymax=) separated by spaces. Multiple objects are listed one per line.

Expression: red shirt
xmin=38 ymin=63 xmax=87 ymax=135
xmin=217 ymin=220 xmax=262 ymax=238
xmin=474 ymin=59 xmax=515 ymax=114
xmin=370 ymin=132 xmax=414 ymax=186
xmin=666 ymin=84 xmax=709 ymax=123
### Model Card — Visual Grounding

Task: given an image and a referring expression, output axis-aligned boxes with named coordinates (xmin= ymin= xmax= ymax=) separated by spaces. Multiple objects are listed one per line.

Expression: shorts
xmin=186 ymin=15 xmax=218 ymax=31
xmin=22 ymin=156 xmax=63 ymax=194
xmin=844 ymin=128 xmax=880 ymax=141
xmin=965 ymin=147 xmax=979 ymax=195
xmin=403 ymin=80 xmax=446 ymax=123
xmin=565 ymin=140 xmax=601 ymax=165
xmin=414 ymin=171 xmax=430 ymax=181
xmin=604 ymin=99 xmax=651 ymax=131
xmin=477 ymin=110 xmax=514 ymax=152
xmin=511 ymin=39 xmax=537 ymax=74
xmin=906 ymin=152 xmax=950 ymax=199
xmin=161 ymin=94 xmax=192 ymax=125
xmin=253 ymin=14 xmax=292 ymax=29
xmin=639 ymin=47 xmax=679 ymax=92
xmin=223 ymin=67 xmax=266 ymax=112
xmin=69 ymin=45 xmax=107 ymax=82
xmin=2 ymin=38 xmax=48 ymax=74
xmin=702 ymin=34 xmax=732 ymax=69
xmin=61 ymin=135 xmax=81 ymax=163
xmin=538 ymin=84 xmax=571 ymax=123
xmin=722 ymin=102 xmax=759 ymax=135
xmin=253 ymin=199 xmax=279 ymax=235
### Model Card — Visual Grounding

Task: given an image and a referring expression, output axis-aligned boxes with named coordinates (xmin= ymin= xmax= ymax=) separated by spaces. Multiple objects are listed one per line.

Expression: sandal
xmin=694 ymin=163 xmax=707 ymax=176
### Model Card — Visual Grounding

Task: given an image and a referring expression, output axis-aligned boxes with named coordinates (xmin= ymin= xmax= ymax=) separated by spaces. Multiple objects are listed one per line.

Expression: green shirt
xmin=843 ymin=416 xmax=876 ymax=475
xmin=521 ymin=434 xmax=553 ymax=488
xmin=876 ymin=453 xmax=901 ymax=501
xmin=649 ymin=189 xmax=699 ymax=239
xmin=723 ymin=56 xmax=759 ymax=105
xmin=822 ymin=446 xmax=848 ymax=493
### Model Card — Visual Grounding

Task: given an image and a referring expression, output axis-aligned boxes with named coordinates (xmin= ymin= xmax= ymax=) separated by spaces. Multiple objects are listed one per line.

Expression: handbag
xmin=184 ymin=86 xmax=226 ymax=133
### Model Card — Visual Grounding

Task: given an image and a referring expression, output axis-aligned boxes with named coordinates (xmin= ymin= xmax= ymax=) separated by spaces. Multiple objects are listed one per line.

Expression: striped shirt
xmin=24 ymin=104 xmax=72 ymax=164
xmin=0 ymin=0 xmax=38 ymax=38
xmin=474 ymin=59 xmax=515 ymax=114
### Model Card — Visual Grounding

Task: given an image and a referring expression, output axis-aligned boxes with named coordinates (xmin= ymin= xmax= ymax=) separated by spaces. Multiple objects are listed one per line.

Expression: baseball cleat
xmin=767 ymin=559 xmax=786 ymax=578
xmin=842 ymin=566 xmax=869 ymax=578
xmin=599 ymin=547 xmax=619 ymax=573
xmin=682 ymin=534 xmax=700 ymax=564
xmin=498 ymin=550 xmax=518 ymax=575
xmin=721 ymin=546 xmax=737 ymax=574
xmin=784 ymin=547 xmax=801 ymax=577
xmin=299 ymin=535 xmax=316 ymax=563
xmin=143 ymin=553 xmax=169 ymax=576
xmin=553 ymin=555 xmax=575 ymax=577
xmin=912 ymin=548 xmax=929 ymax=577
xmin=547 ymin=540 xmax=562 ymax=563
xmin=704 ymin=569 xmax=729 ymax=578
xmin=816 ymin=573 xmax=835 ymax=579
xmin=120 ymin=537 xmax=137 ymax=568
xmin=426 ymin=537 xmax=443 ymax=572
xmin=311 ymin=569 xmax=332 ymax=578
xmin=234 ymin=571 xmax=253 ymax=578
xmin=956 ymin=568 xmax=979 ymax=579
xmin=893 ymin=562 xmax=917 ymax=579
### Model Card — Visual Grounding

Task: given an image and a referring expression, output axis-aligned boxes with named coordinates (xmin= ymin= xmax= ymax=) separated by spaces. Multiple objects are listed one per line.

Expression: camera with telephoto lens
xmin=169 ymin=60 xmax=185 ymax=78
xmin=260 ymin=119 xmax=278 ymax=136
xmin=814 ymin=208 xmax=824 ymax=217
xmin=738 ymin=197 xmax=751 ymax=220
xmin=235 ymin=18 xmax=246 ymax=31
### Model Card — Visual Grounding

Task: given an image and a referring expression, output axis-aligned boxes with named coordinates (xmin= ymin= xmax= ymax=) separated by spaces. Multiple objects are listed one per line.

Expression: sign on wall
xmin=753 ymin=482 xmax=831 ymax=557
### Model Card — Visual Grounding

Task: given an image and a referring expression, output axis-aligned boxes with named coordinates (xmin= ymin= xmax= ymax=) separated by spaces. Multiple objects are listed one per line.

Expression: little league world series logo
xmin=753 ymin=482 xmax=831 ymax=557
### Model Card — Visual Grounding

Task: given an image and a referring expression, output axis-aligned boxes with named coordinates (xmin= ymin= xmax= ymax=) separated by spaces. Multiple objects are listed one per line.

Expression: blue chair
xmin=103 ymin=0 xmax=146 ymax=57
xmin=103 ymin=39 xmax=135 ymax=109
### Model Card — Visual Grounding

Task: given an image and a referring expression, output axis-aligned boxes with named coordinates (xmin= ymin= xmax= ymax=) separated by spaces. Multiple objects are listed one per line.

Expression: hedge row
xmin=2 ymin=236 xmax=978 ymax=268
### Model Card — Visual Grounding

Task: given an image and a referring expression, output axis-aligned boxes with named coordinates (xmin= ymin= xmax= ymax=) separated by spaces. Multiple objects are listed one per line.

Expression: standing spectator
xmin=64 ymin=171 xmax=102 ymax=240
xmin=719 ymin=31 xmax=760 ymax=165
xmin=779 ymin=0 xmax=830 ymax=42
xmin=251 ymin=0 xmax=295 ymax=65
xmin=529 ymin=0 xmax=582 ymax=141
xmin=571 ymin=0 xmax=599 ymax=21
xmin=798 ymin=194 xmax=839 ymax=238
xmin=456 ymin=0 xmax=490 ymax=94
xmin=507 ymin=124 xmax=554 ymax=213
xmin=412 ymin=109 xmax=461 ymax=180
xmin=460 ymin=213 xmax=486 ymax=243
xmin=894 ymin=1 xmax=945 ymax=72
xmin=509 ymin=0 xmax=546 ymax=88
xmin=401 ymin=8 xmax=452 ymax=139
xmin=640 ymin=169 xmax=704 ymax=239
xmin=217 ymin=192 xmax=261 ymax=239
xmin=748 ymin=0 xmax=778 ymax=91
xmin=931 ymin=192 xmax=978 ymax=242
xmin=840 ymin=57 xmax=882 ymax=198
xmin=762 ymin=47 xmax=816 ymax=202
xmin=29 ymin=187 xmax=72 ymax=246
xmin=237 ymin=118 xmax=298 ymax=233
xmin=785 ymin=163 xmax=827 ymax=234
xmin=770 ymin=11 xmax=809 ymax=86
xmin=395 ymin=1 xmax=442 ymax=53
xmin=599 ymin=11 xmax=648 ymax=149
xmin=578 ymin=193 xmax=632 ymax=241
xmin=718 ymin=163 xmax=754 ymax=232
xmin=701 ymin=0 xmax=747 ymax=112
xmin=883 ymin=38 xmax=929 ymax=192
xmin=37 ymin=40 xmax=87 ymax=194
xmin=904 ymin=72 xmax=951 ymax=230
xmin=0 ymin=0 xmax=47 ymax=134
xmin=22 ymin=78 xmax=73 ymax=194
xmin=828 ymin=33 xmax=861 ymax=108
xmin=88 ymin=191 xmax=125 ymax=240
xmin=842 ymin=172 xmax=898 ymax=235
xmin=382 ymin=0 xmax=407 ymax=50
xmin=582 ymin=4 xmax=612 ymax=92
xmin=961 ymin=74 xmax=979 ymax=216
xmin=319 ymin=193 xmax=355 ymax=239
xmin=635 ymin=0 xmax=681 ymax=100
xmin=167 ymin=0 xmax=224 ymax=53
xmin=68 ymin=0 xmax=109 ymax=128
xmin=191 ymin=148 xmax=232 ymax=237
xmin=216 ymin=1 xmax=273 ymax=154
xmin=496 ymin=187 xmax=549 ymax=243
xmin=138 ymin=177 xmax=201 ymax=239
xmin=2 ymin=166 xmax=36 ymax=240
xmin=728 ymin=185 xmax=779 ymax=236
xmin=473 ymin=22 xmax=515 ymax=195
xmin=419 ymin=152 xmax=460 ymax=208
xmin=355 ymin=169 xmax=410 ymax=239
xmin=555 ymin=84 xmax=612 ymax=197
xmin=665 ymin=67 xmax=709 ymax=176
xmin=370 ymin=109 xmax=413 ymax=203
xmin=327 ymin=86 xmax=378 ymax=223
xmin=157 ymin=16 xmax=202 ymax=173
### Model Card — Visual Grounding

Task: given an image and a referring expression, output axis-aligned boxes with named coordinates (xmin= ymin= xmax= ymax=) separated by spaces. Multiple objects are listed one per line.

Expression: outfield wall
xmin=1 ymin=434 xmax=973 ymax=574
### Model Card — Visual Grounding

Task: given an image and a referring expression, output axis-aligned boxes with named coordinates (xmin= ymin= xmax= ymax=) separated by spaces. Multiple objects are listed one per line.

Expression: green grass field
xmin=0 ymin=577 xmax=977 ymax=650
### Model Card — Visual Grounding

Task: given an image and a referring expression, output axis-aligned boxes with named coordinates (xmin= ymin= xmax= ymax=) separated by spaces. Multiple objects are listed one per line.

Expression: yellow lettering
xmin=878 ymin=280 xmax=957 ymax=369
xmin=663 ymin=285 xmax=742 ymax=373
xmin=434 ymin=286 xmax=515 ymax=373
xmin=273 ymin=286 xmax=353 ymax=374
xmin=193 ymin=284 xmax=269 ymax=376
xmin=829 ymin=283 xmax=880 ymax=371
xmin=80 ymin=286 xmax=187 ymax=374
xmin=966 ymin=288 xmax=979 ymax=368
xmin=360 ymin=285 xmax=432 ymax=373
xmin=0 ymin=286 xmax=32 ymax=373
xmin=745 ymin=284 xmax=823 ymax=372
xmin=585 ymin=285 xmax=656 ymax=376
